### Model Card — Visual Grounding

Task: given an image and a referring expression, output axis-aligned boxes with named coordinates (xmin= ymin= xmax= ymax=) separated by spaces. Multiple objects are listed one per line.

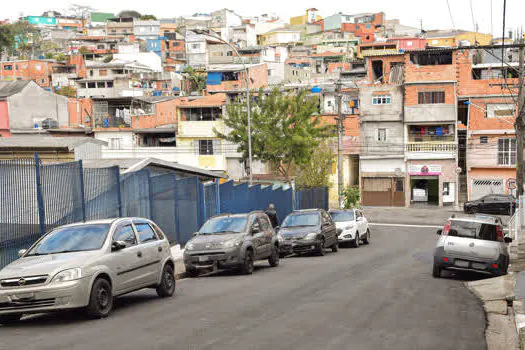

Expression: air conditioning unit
xmin=41 ymin=118 xmax=59 ymax=129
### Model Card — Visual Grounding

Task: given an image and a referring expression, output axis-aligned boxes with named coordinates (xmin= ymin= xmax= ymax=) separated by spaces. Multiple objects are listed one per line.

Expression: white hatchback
xmin=328 ymin=209 xmax=370 ymax=248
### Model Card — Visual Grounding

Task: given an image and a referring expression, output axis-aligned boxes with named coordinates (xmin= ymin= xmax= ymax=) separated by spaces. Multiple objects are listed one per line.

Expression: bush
xmin=342 ymin=186 xmax=360 ymax=209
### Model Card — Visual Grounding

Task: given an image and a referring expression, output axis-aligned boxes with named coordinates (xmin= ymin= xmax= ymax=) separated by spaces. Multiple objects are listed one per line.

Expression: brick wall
xmin=404 ymin=51 xmax=457 ymax=83
xmin=404 ymin=84 xmax=455 ymax=106
xmin=366 ymin=55 xmax=404 ymax=83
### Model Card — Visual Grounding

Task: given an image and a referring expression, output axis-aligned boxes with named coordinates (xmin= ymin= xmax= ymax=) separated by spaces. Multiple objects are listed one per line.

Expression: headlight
xmin=223 ymin=239 xmax=243 ymax=248
xmin=186 ymin=242 xmax=195 ymax=251
xmin=52 ymin=268 xmax=82 ymax=283
xmin=304 ymin=232 xmax=318 ymax=240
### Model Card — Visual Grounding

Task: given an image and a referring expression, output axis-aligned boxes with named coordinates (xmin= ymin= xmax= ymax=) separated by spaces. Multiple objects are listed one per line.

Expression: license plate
xmin=198 ymin=256 xmax=209 ymax=262
xmin=455 ymin=260 xmax=469 ymax=268
xmin=472 ymin=263 xmax=487 ymax=270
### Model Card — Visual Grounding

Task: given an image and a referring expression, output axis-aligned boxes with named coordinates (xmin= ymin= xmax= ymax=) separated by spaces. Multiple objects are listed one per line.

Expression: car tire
xmin=156 ymin=264 xmax=176 ymax=298
xmin=317 ymin=238 xmax=326 ymax=256
xmin=279 ymin=252 xmax=286 ymax=259
xmin=240 ymin=250 xmax=254 ymax=275
xmin=268 ymin=245 xmax=280 ymax=267
xmin=0 ymin=313 xmax=22 ymax=325
xmin=363 ymin=229 xmax=370 ymax=245
xmin=352 ymin=233 xmax=360 ymax=248
xmin=331 ymin=241 xmax=339 ymax=252
xmin=469 ymin=206 xmax=479 ymax=214
xmin=86 ymin=277 xmax=113 ymax=319
xmin=432 ymin=264 xmax=442 ymax=278
xmin=186 ymin=267 xmax=199 ymax=278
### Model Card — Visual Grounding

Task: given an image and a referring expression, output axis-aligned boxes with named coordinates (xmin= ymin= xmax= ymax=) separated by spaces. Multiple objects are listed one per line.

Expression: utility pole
xmin=517 ymin=38 xmax=525 ymax=197
xmin=336 ymin=80 xmax=344 ymax=208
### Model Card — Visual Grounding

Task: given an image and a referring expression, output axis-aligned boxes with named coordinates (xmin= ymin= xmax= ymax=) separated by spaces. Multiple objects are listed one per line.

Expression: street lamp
xmin=189 ymin=29 xmax=253 ymax=185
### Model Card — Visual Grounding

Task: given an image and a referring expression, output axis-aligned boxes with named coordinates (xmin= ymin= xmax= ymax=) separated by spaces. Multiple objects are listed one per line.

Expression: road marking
xmin=369 ymin=223 xmax=442 ymax=229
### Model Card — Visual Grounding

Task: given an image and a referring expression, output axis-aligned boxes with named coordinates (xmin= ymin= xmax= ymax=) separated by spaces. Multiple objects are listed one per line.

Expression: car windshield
xmin=330 ymin=211 xmax=355 ymax=222
xmin=199 ymin=217 xmax=247 ymax=235
xmin=26 ymin=224 xmax=111 ymax=256
xmin=449 ymin=221 xmax=498 ymax=241
xmin=282 ymin=213 xmax=320 ymax=228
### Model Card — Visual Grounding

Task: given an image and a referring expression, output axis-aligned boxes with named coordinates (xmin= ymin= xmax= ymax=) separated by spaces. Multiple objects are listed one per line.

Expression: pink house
xmin=388 ymin=37 xmax=426 ymax=51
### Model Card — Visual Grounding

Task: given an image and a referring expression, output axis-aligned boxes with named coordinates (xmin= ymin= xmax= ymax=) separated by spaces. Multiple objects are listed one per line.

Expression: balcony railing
xmin=405 ymin=142 xmax=457 ymax=152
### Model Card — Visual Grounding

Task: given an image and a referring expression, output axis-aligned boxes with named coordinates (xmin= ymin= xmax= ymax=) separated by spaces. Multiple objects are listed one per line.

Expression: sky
xmin=3 ymin=0 xmax=524 ymax=38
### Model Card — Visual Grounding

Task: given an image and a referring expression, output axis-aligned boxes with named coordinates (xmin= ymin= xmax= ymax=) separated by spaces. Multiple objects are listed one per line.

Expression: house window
xmin=99 ymin=69 xmax=107 ymax=76
xmin=3 ymin=65 xmax=12 ymax=70
xmin=196 ymin=140 xmax=219 ymax=155
xmin=372 ymin=95 xmax=391 ymax=105
xmin=480 ymin=136 xmax=488 ymax=144
xmin=89 ymin=70 xmax=94 ymax=77
xmin=109 ymin=138 xmax=121 ymax=150
xmin=87 ymin=82 xmax=96 ymax=88
xmin=191 ymin=43 xmax=200 ymax=50
xmin=418 ymin=91 xmax=445 ymax=104
xmin=97 ymin=82 xmax=105 ymax=88
xmin=107 ymin=81 xmax=114 ymax=88
xmin=377 ymin=128 xmax=386 ymax=142
xmin=443 ymin=182 xmax=450 ymax=196
xmin=498 ymin=138 xmax=516 ymax=165
xmin=410 ymin=51 xmax=453 ymax=65
xmin=487 ymin=104 xmax=515 ymax=118
xmin=97 ymin=44 xmax=105 ymax=50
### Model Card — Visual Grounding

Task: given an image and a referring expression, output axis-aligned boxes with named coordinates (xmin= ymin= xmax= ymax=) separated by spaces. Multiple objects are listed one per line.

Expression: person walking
xmin=265 ymin=203 xmax=279 ymax=228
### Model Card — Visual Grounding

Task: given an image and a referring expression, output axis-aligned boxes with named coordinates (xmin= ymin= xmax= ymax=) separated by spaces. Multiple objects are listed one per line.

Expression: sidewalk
xmin=362 ymin=206 xmax=459 ymax=226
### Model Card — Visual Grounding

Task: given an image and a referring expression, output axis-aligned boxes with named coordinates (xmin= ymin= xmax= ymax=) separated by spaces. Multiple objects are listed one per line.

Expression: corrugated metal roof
xmin=0 ymin=80 xmax=32 ymax=98
xmin=0 ymin=136 xmax=106 ymax=150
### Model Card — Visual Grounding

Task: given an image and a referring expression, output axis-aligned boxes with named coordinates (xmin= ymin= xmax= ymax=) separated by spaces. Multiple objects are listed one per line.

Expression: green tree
xmin=140 ymin=15 xmax=157 ymax=20
xmin=295 ymin=140 xmax=335 ymax=189
xmin=78 ymin=46 xmax=91 ymax=54
xmin=0 ymin=25 xmax=15 ymax=54
xmin=10 ymin=21 xmax=38 ymax=57
xmin=103 ymin=54 xmax=113 ymax=63
xmin=56 ymin=86 xmax=76 ymax=98
xmin=216 ymin=88 xmax=334 ymax=185
xmin=183 ymin=66 xmax=206 ymax=94
xmin=118 ymin=10 xmax=142 ymax=18
xmin=54 ymin=53 xmax=66 ymax=62
xmin=342 ymin=186 xmax=361 ymax=209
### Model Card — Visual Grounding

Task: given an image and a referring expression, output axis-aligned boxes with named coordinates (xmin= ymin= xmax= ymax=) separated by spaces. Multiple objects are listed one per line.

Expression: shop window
xmin=372 ymin=94 xmax=391 ymax=105
xmin=498 ymin=138 xmax=516 ymax=165
xmin=377 ymin=128 xmax=386 ymax=142
xmin=480 ymin=136 xmax=488 ymax=144
xmin=418 ymin=91 xmax=445 ymax=104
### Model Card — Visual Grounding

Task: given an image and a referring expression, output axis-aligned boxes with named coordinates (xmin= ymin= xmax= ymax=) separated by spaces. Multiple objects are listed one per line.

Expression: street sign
xmin=507 ymin=178 xmax=517 ymax=190
xmin=455 ymin=167 xmax=462 ymax=174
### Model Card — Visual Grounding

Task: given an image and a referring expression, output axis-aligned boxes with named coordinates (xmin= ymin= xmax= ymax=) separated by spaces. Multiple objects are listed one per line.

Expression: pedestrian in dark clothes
xmin=265 ymin=203 xmax=279 ymax=228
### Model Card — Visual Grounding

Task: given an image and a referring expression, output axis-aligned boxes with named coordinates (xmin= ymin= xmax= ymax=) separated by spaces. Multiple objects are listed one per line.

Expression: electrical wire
xmin=446 ymin=0 xmax=458 ymax=34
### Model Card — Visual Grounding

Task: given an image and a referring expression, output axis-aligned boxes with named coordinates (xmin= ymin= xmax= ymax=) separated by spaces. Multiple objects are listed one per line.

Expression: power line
xmin=446 ymin=0 xmax=457 ymax=34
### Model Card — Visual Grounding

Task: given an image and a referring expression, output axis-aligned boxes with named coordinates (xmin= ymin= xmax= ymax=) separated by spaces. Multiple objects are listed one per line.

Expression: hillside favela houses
xmin=0 ymin=7 xmax=520 ymax=209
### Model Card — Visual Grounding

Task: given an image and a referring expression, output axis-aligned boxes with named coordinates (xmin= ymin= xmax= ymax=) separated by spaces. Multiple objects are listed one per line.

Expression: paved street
xmin=0 ymin=225 xmax=486 ymax=350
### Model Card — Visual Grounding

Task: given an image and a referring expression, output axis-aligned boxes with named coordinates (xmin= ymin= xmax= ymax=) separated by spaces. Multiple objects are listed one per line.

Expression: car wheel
xmin=241 ymin=250 xmax=254 ymax=275
xmin=432 ymin=264 xmax=442 ymax=278
xmin=363 ymin=229 xmax=370 ymax=245
xmin=186 ymin=267 xmax=199 ymax=278
xmin=331 ymin=241 xmax=339 ymax=252
xmin=469 ymin=206 xmax=479 ymax=214
xmin=86 ymin=278 xmax=113 ymax=319
xmin=156 ymin=264 xmax=176 ymax=298
xmin=0 ymin=313 xmax=22 ymax=325
xmin=352 ymin=233 xmax=360 ymax=248
xmin=316 ymin=238 xmax=326 ymax=256
xmin=279 ymin=252 xmax=286 ymax=259
xmin=268 ymin=245 xmax=280 ymax=267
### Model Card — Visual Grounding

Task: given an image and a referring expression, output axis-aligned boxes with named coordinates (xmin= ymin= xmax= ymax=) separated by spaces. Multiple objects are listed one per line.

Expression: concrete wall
xmin=323 ymin=14 xmax=342 ymax=32
xmin=359 ymin=85 xmax=403 ymax=122
xmin=8 ymin=82 xmax=69 ymax=129
xmin=74 ymin=143 xmax=103 ymax=160
xmin=360 ymin=158 xmax=405 ymax=174
xmin=94 ymin=130 xmax=135 ymax=149
xmin=208 ymin=44 xmax=234 ymax=64
xmin=360 ymin=121 xmax=405 ymax=156
xmin=404 ymin=104 xmax=457 ymax=123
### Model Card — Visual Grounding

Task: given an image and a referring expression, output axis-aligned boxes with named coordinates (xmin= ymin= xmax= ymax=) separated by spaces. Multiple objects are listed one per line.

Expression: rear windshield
xmin=449 ymin=221 xmax=498 ymax=241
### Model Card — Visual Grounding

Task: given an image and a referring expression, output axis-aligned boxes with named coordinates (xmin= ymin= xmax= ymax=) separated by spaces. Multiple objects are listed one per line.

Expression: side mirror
xmin=436 ymin=229 xmax=442 ymax=235
xmin=17 ymin=249 xmax=27 ymax=257
xmin=192 ymin=232 xmax=199 ymax=237
xmin=505 ymin=236 xmax=513 ymax=243
xmin=337 ymin=228 xmax=343 ymax=235
xmin=112 ymin=241 xmax=126 ymax=251
xmin=275 ymin=226 xmax=280 ymax=232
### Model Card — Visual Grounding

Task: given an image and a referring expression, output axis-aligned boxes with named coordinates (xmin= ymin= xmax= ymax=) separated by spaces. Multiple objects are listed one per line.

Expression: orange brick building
xmin=0 ymin=60 xmax=62 ymax=88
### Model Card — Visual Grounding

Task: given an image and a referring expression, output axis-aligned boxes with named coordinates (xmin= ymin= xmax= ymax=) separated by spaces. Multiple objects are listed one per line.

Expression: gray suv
xmin=433 ymin=216 xmax=512 ymax=278
xmin=0 ymin=218 xmax=175 ymax=324
xmin=184 ymin=212 xmax=280 ymax=276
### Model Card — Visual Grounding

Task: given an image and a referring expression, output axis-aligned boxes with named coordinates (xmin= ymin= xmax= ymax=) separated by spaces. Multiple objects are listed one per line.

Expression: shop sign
xmin=408 ymin=164 xmax=442 ymax=176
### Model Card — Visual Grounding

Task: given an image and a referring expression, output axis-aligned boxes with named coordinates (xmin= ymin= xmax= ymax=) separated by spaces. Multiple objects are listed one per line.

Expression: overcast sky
xmin=3 ymin=0 xmax=524 ymax=38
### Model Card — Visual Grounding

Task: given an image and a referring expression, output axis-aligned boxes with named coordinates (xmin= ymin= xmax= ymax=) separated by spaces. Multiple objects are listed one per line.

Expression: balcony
xmin=405 ymin=142 xmax=456 ymax=160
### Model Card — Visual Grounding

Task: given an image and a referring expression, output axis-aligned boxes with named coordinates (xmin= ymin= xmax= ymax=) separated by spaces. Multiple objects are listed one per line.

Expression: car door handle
xmin=137 ymin=251 xmax=142 ymax=258
xmin=158 ymin=246 xmax=162 ymax=252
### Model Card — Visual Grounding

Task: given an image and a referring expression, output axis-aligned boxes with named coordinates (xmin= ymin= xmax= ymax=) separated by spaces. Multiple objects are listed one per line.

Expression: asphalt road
xmin=0 ymin=225 xmax=487 ymax=350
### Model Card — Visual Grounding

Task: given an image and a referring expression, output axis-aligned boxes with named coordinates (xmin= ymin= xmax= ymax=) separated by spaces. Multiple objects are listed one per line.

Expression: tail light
xmin=496 ymin=225 xmax=504 ymax=242
xmin=442 ymin=220 xmax=451 ymax=236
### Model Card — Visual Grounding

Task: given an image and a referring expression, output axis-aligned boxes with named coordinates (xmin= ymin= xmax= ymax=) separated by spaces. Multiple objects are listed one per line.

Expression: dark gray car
xmin=183 ymin=211 xmax=280 ymax=276
xmin=279 ymin=209 xmax=339 ymax=256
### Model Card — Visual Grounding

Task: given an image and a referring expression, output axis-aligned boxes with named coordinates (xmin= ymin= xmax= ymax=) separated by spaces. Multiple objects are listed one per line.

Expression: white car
xmin=328 ymin=209 xmax=370 ymax=248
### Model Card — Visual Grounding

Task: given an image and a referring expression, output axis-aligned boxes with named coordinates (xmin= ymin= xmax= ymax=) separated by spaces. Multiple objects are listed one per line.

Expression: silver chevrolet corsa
xmin=0 ymin=218 xmax=175 ymax=324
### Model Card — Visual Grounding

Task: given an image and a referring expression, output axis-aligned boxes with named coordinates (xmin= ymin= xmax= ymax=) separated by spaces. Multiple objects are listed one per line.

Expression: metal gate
xmin=471 ymin=179 xmax=504 ymax=200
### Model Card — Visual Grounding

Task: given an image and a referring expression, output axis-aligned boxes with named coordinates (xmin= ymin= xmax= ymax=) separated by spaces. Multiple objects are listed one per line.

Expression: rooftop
xmin=0 ymin=81 xmax=31 ymax=98
xmin=0 ymin=136 xmax=107 ymax=150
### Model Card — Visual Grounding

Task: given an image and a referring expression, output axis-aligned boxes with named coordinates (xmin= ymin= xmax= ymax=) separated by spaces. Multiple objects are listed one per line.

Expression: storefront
xmin=406 ymin=161 xmax=457 ymax=207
